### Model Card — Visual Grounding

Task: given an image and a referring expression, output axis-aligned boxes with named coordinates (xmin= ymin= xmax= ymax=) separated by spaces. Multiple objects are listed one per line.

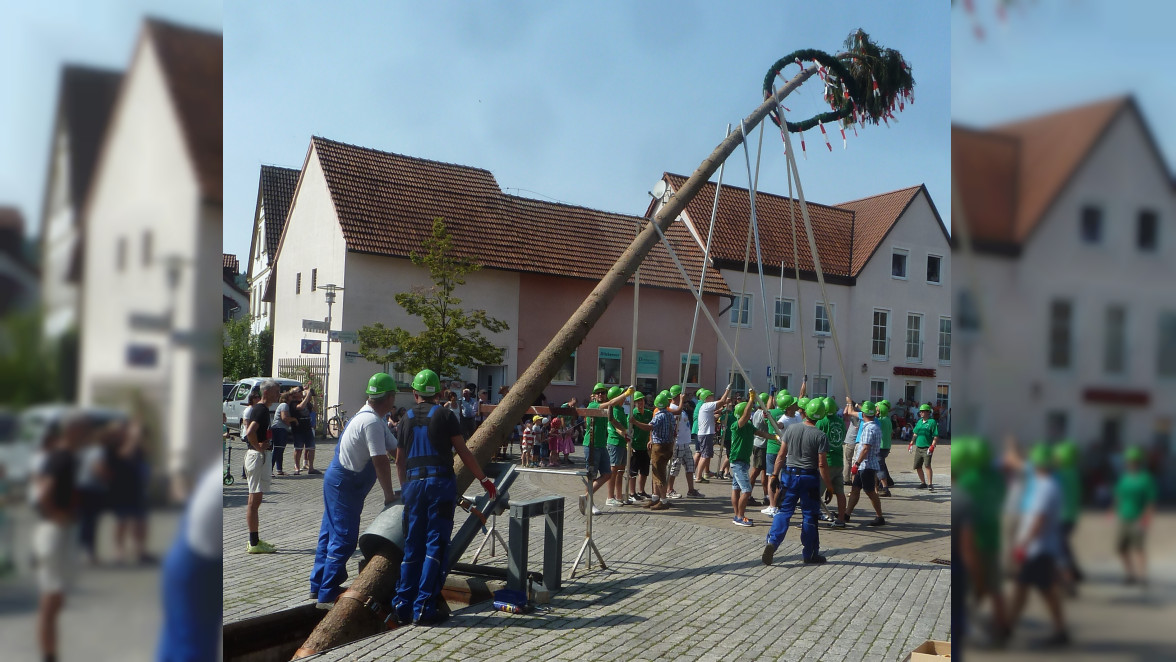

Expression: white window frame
xmin=1104 ymin=305 xmax=1127 ymax=375
xmin=729 ymin=294 xmax=752 ymax=328
xmin=938 ymin=316 xmax=952 ymax=365
xmin=891 ymin=248 xmax=909 ymax=280
xmin=905 ymin=312 xmax=924 ymax=364
xmin=551 ymin=350 xmax=577 ymax=385
xmin=597 ymin=347 xmax=622 ymax=385
xmin=869 ymin=378 xmax=887 ymax=402
xmin=814 ymin=301 xmax=835 ymax=336
xmin=679 ymin=353 xmax=701 ymax=386
xmin=773 ymin=373 xmax=791 ymax=394
xmin=935 ymin=383 xmax=950 ymax=412
xmin=773 ymin=297 xmax=795 ymax=332
xmin=926 ymin=254 xmax=942 ymax=285
xmin=727 ymin=369 xmax=748 ymax=396
xmin=811 ymin=375 xmax=831 ymax=398
xmin=871 ymin=308 xmax=890 ymax=360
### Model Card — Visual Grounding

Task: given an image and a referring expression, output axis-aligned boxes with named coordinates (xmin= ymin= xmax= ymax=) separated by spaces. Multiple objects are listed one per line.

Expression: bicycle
xmin=325 ymin=404 xmax=350 ymax=439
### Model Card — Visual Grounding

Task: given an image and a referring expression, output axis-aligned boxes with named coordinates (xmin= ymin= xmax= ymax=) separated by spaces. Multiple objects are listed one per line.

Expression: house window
xmin=936 ymin=384 xmax=950 ymax=411
xmin=636 ymin=350 xmax=660 ymax=395
xmin=729 ymin=294 xmax=751 ymax=327
xmin=1159 ymin=312 xmax=1176 ymax=377
xmin=1049 ymin=299 xmax=1073 ymax=369
xmin=814 ymin=302 xmax=834 ymax=336
xmin=1138 ymin=210 xmax=1159 ymax=251
xmin=1101 ymin=415 xmax=1123 ymax=447
xmin=773 ymin=374 xmax=791 ymax=393
xmin=1104 ymin=305 xmax=1126 ymax=374
xmin=679 ymin=353 xmax=701 ymax=386
xmin=773 ymin=298 xmax=794 ymax=331
xmin=142 ymin=231 xmax=152 ymax=267
xmin=938 ymin=317 xmax=952 ymax=364
xmin=905 ymin=313 xmax=923 ymax=363
xmin=892 ymin=249 xmax=908 ymax=279
xmin=117 ymin=236 xmax=127 ymax=272
xmin=812 ymin=376 xmax=830 ymax=398
xmin=311 ymin=268 xmax=318 ymax=292
xmin=1046 ymin=410 xmax=1068 ymax=441
xmin=871 ymin=309 xmax=889 ymax=359
xmin=597 ymin=347 xmax=622 ymax=385
xmin=552 ymin=350 xmax=576 ymax=385
xmin=1081 ymin=205 xmax=1102 ymax=244
xmin=727 ymin=370 xmax=747 ymax=398
xmin=296 ymin=272 xmax=302 ymax=294
xmin=926 ymin=255 xmax=942 ymax=284
xmin=869 ymin=379 xmax=887 ymax=402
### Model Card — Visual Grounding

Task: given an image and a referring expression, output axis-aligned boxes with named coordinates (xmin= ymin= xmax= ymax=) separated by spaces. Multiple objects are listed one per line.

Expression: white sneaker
xmin=625 ymin=496 xmax=636 ymax=505
xmin=605 ymin=498 xmax=621 ymax=506
xmin=667 ymin=490 xmax=682 ymax=499
xmin=761 ymin=506 xmax=778 ymax=515
xmin=591 ymin=506 xmax=603 ymax=515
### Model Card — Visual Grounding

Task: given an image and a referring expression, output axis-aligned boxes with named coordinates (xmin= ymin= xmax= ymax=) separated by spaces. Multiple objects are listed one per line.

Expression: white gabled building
xmin=77 ymin=19 xmax=222 ymax=495
xmin=954 ymin=96 xmax=1176 ymax=454
xmin=245 ymin=164 xmax=299 ymax=334
xmin=651 ymin=173 xmax=952 ymax=415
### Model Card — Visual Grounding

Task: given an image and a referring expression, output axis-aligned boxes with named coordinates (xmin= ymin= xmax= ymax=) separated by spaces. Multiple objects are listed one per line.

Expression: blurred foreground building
xmin=954 ymin=96 xmax=1175 ymax=457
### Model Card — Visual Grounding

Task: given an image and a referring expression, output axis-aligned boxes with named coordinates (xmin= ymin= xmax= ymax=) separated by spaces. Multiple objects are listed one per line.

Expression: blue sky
xmin=223 ymin=1 xmax=950 ymax=265
xmin=0 ymin=0 xmax=221 ymax=234
xmin=952 ymin=0 xmax=1176 ymax=170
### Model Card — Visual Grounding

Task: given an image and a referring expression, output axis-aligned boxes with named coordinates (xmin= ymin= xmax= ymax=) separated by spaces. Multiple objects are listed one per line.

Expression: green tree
xmin=222 ymin=314 xmax=257 ymax=381
xmin=0 ymin=310 xmax=61 ymax=407
xmin=358 ymin=217 xmax=508 ymax=379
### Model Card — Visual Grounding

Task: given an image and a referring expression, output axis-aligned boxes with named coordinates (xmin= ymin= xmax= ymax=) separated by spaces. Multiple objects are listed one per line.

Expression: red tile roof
xmin=306 ymin=137 xmax=729 ymax=296
xmin=837 ymin=186 xmax=925 ymax=274
xmin=259 ymin=165 xmax=299 ymax=262
xmin=223 ymin=253 xmax=239 ymax=272
xmin=145 ymin=19 xmax=222 ymax=204
xmin=953 ymin=96 xmax=1137 ymax=248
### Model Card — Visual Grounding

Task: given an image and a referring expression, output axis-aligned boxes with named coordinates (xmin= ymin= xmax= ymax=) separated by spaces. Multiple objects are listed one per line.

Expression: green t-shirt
xmin=585 ymin=401 xmax=608 ymax=449
xmin=691 ymin=406 xmax=699 ymax=434
xmin=631 ymin=409 xmax=651 ymax=450
xmin=1058 ymin=467 xmax=1081 ymax=523
xmin=878 ymin=416 xmax=893 ymax=450
xmin=912 ymin=418 xmax=937 ymax=448
xmin=823 ymin=415 xmax=844 ymax=468
xmin=729 ymin=419 xmax=755 ymax=464
xmin=1114 ymin=470 xmax=1157 ymax=522
xmin=607 ymin=405 xmax=627 ymax=446
xmin=763 ymin=409 xmax=785 ymax=455
xmin=959 ymin=468 xmax=1005 ymax=553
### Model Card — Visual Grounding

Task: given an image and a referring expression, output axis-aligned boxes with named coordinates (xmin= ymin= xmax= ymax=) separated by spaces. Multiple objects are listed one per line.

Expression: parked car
xmin=222 ymin=377 xmax=303 ymax=436
xmin=0 ymin=404 xmax=127 ymax=492
xmin=223 ymin=382 xmax=236 ymax=401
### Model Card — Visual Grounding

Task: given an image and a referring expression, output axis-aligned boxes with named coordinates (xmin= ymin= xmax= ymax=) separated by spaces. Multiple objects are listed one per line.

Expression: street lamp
xmin=322 ymin=283 xmax=343 ymax=423
xmin=816 ymin=336 xmax=825 ymax=396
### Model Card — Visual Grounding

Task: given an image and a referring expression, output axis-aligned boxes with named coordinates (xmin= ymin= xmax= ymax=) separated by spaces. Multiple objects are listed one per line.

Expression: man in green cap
xmin=1008 ymin=443 xmax=1068 ymax=646
xmin=694 ymin=386 xmax=732 ymax=482
xmin=875 ymin=401 xmax=894 ymax=496
xmin=762 ymin=392 xmax=802 ymax=516
xmin=626 ymin=392 xmax=653 ymax=502
xmin=816 ymin=396 xmax=846 ymax=526
xmin=728 ymin=390 xmax=758 ymax=526
xmin=582 ymin=383 xmax=632 ymax=514
xmin=605 ymin=385 xmax=630 ymax=506
xmin=1113 ymin=446 xmax=1157 ymax=585
xmin=1053 ymin=441 xmax=1083 ymax=586
xmin=908 ymin=403 xmax=939 ymax=490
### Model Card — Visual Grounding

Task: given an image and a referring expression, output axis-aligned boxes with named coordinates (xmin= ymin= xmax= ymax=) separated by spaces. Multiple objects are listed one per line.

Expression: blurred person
xmin=107 ymin=419 xmax=154 ymax=565
xmin=271 ymin=387 xmax=295 ymax=476
xmin=156 ymin=461 xmax=222 ymax=662
xmin=310 ymin=373 xmax=402 ymax=608
xmin=1008 ymin=443 xmax=1069 ymax=647
xmin=1053 ymin=440 xmax=1084 ymax=586
xmin=34 ymin=415 xmax=84 ymax=662
xmin=76 ymin=424 xmax=109 ymax=565
xmin=240 ymin=388 xmax=261 ymax=480
xmin=292 ymin=385 xmax=319 ymax=475
xmin=845 ymin=400 xmax=886 ymax=526
xmin=458 ymin=387 xmax=477 ymax=439
xmin=908 ymin=403 xmax=939 ymax=490
xmin=762 ymin=398 xmax=832 ymax=565
xmin=1112 ymin=446 xmax=1157 ymax=586
xmin=764 ymin=392 xmax=802 ymax=515
xmin=243 ymin=380 xmax=279 ymax=554
xmin=875 ymin=400 xmax=894 ymax=495
xmin=955 ymin=437 xmax=1010 ymax=643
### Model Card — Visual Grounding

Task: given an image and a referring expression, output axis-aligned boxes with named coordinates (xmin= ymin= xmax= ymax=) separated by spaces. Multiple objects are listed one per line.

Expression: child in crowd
xmin=536 ymin=417 xmax=551 ymax=467
xmin=548 ymin=418 xmax=563 ymax=465
xmin=520 ymin=419 xmax=535 ymax=468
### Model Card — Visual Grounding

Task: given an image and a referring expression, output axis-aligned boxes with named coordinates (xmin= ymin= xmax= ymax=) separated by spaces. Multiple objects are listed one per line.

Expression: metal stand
xmin=470 ymin=511 xmax=509 ymax=563
xmin=506 ymin=496 xmax=564 ymax=593
xmin=570 ymin=473 xmax=606 ymax=578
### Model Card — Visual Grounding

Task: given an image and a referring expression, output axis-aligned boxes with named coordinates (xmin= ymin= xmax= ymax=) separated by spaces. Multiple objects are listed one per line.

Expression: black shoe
xmin=803 ymin=554 xmax=827 ymax=564
xmin=927 ymin=484 xmax=934 ymax=491
xmin=761 ymin=544 xmax=776 ymax=566
xmin=879 ymin=490 xmax=892 ymax=497
xmin=843 ymin=513 xmax=851 ymax=522
xmin=867 ymin=516 xmax=887 ymax=526
xmin=747 ymin=496 xmax=762 ymax=507
xmin=307 ymin=468 xmax=323 ymax=475
xmin=1043 ymin=630 xmax=1070 ymax=647
xmin=916 ymin=483 xmax=928 ymax=489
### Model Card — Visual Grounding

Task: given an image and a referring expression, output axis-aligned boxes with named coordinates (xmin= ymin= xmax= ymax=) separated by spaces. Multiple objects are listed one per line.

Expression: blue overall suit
xmin=309 ymin=411 xmax=379 ymax=604
xmin=766 ymin=467 xmax=822 ymax=561
xmin=156 ymin=470 xmax=220 ymax=662
xmin=392 ymin=403 xmax=457 ymax=624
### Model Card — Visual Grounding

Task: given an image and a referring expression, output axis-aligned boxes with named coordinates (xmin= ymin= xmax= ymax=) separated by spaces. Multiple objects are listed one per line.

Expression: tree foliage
xmin=0 ymin=310 xmax=61 ymax=407
xmin=222 ymin=315 xmax=272 ymax=381
xmin=358 ymin=218 xmax=509 ymax=379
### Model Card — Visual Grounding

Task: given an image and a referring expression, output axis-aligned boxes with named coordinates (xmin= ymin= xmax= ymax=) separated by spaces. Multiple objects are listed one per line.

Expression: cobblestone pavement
xmin=223 ymin=439 xmax=952 ymax=660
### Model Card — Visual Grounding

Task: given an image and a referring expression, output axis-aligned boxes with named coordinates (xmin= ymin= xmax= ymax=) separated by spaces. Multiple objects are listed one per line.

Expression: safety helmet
xmin=877 ymin=402 xmax=890 ymax=416
xmin=1029 ymin=443 xmax=1053 ymax=469
xmin=777 ymin=394 xmax=796 ymax=409
xmin=734 ymin=402 xmax=748 ymax=417
xmin=804 ymin=399 xmax=825 ymax=421
xmin=823 ymin=397 xmax=837 ymax=415
xmin=776 ymin=389 xmax=791 ymax=400
xmin=797 ymin=397 xmax=810 ymax=410
xmin=758 ymin=392 xmax=769 ymax=406
xmin=919 ymin=403 xmax=932 ymax=412
xmin=632 ymin=391 xmax=645 ymax=402
xmin=654 ymin=393 xmax=671 ymax=408
xmin=880 ymin=399 xmax=891 ymax=409
xmin=1125 ymin=446 xmax=1144 ymax=463
xmin=670 ymin=384 xmax=683 ymax=397
xmin=696 ymin=389 xmax=711 ymax=401
xmin=411 ymin=369 xmax=440 ymax=395
xmin=592 ymin=382 xmax=608 ymax=394
xmin=951 ymin=436 xmax=980 ymax=477
xmin=607 ymin=386 xmax=624 ymax=399
xmin=1053 ymin=440 xmax=1078 ymax=468
xmin=367 ymin=372 xmax=396 ymax=397
xmin=658 ymin=390 xmax=670 ymax=402
xmin=860 ymin=401 xmax=876 ymax=416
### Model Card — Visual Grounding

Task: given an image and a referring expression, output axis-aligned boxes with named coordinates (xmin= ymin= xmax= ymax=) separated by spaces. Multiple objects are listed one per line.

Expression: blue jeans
xmin=730 ymin=461 xmax=752 ymax=493
xmin=393 ymin=475 xmax=457 ymax=623
xmin=766 ymin=470 xmax=821 ymax=560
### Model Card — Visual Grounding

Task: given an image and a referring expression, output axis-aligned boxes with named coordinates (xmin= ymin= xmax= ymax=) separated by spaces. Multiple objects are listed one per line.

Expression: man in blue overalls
xmin=309 ymin=372 xmax=403 ymax=608
xmin=393 ymin=369 xmax=496 ymax=625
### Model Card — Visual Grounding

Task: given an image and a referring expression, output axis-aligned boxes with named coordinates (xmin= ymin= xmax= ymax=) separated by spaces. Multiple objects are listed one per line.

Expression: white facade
xmin=962 ymin=108 xmax=1176 ymax=448
xmin=40 ymin=125 xmax=79 ymax=338
xmin=247 ymin=187 xmax=272 ymax=334
xmin=78 ymin=30 xmax=222 ymax=486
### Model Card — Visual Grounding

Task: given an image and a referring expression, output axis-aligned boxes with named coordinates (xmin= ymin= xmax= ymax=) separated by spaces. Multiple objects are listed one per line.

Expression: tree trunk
xmin=295 ymin=65 xmax=816 ymax=657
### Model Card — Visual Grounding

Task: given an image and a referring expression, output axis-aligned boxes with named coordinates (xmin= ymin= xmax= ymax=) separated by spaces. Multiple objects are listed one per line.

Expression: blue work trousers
xmin=765 ymin=470 xmax=821 ymax=561
xmin=156 ymin=513 xmax=220 ymax=662
xmin=392 ymin=475 xmax=457 ymax=622
xmin=309 ymin=451 xmax=377 ymax=603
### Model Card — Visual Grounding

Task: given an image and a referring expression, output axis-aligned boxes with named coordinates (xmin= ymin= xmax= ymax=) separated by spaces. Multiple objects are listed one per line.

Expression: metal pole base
xmin=471 ymin=513 xmax=509 ymax=563
xmin=569 ymin=475 xmax=606 ymax=578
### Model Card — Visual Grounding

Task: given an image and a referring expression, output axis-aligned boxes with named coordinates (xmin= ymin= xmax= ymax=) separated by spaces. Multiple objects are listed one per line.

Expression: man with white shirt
xmin=666 ymin=388 xmax=701 ymax=498
xmin=693 ymin=386 xmax=730 ymax=482
xmin=844 ymin=400 xmax=886 ymax=526
xmin=309 ymin=373 xmax=403 ymax=608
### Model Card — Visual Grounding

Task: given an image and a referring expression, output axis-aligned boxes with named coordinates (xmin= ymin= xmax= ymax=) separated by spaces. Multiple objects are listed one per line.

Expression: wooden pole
xmin=295 ymin=64 xmax=818 ymax=657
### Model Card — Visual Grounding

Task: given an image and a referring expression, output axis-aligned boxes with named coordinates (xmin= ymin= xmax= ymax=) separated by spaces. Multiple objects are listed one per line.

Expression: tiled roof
xmin=953 ymin=96 xmax=1132 ymax=247
xmin=307 ymin=137 xmax=729 ymax=296
xmin=55 ymin=65 xmax=123 ymax=215
xmin=259 ymin=165 xmax=299 ymax=262
xmin=145 ymin=18 xmax=222 ymax=204
xmin=223 ymin=253 xmax=239 ymax=272
xmin=837 ymin=185 xmax=925 ymax=274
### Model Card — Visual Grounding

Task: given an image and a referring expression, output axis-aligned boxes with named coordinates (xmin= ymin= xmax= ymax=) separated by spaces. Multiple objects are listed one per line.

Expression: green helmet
xmin=367 ymin=372 xmax=396 ymax=397
xmin=669 ymin=384 xmax=683 ymax=397
xmin=1125 ymin=446 xmax=1144 ymax=463
xmin=1053 ymin=440 xmax=1078 ymax=468
xmin=411 ymin=369 xmax=440 ymax=395
xmin=697 ymin=389 xmax=711 ymax=400
xmin=592 ymin=382 xmax=608 ymax=394
xmin=777 ymin=394 xmax=796 ymax=409
xmin=919 ymin=403 xmax=932 ymax=412
xmin=823 ymin=397 xmax=837 ymax=416
xmin=658 ymin=390 xmax=670 ymax=402
xmin=877 ymin=402 xmax=890 ymax=416
xmin=776 ymin=389 xmax=791 ymax=400
xmin=860 ymin=401 xmax=876 ymax=416
xmin=607 ymin=386 xmax=624 ymax=399
xmin=632 ymin=391 xmax=645 ymax=402
xmin=654 ymin=392 xmax=671 ymax=408
xmin=733 ymin=402 xmax=748 ymax=418
xmin=797 ymin=397 xmax=811 ymax=410
xmin=1029 ymin=443 xmax=1053 ymax=469
xmin=951 ymin=436 xmax=981 ymax=477
xmin=880 ymin=399 xmax=891 ymax=409
xmin=804 ymin=399 xmax=825 ymax=421
xmin=758 ymin=392 xmax=769 ymax=406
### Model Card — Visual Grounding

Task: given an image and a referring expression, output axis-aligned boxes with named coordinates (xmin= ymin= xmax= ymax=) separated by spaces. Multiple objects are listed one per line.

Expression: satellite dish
xmin=650 ymin=180 xmax=668 ymax=200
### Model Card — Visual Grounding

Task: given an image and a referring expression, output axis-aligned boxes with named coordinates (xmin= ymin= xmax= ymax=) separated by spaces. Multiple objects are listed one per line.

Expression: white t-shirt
xmin=776 ymin=411 xmax=804 ymax=432
xmin=751 ymin=409 xmax=768 ymax=448
xmin=338 ymin=404 xmax=398 ymax=473
xmin=696 ymin=401 xmax=718 ymax=436
xmin=675 ymin=411 xmax=692 ymax=446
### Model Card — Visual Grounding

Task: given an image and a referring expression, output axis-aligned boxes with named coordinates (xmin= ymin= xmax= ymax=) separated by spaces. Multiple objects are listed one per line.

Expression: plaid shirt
xmin=856 ymin=420 xmax=882 ymax=471
xmin=650 ymin=411 xmax=675 ymax=444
